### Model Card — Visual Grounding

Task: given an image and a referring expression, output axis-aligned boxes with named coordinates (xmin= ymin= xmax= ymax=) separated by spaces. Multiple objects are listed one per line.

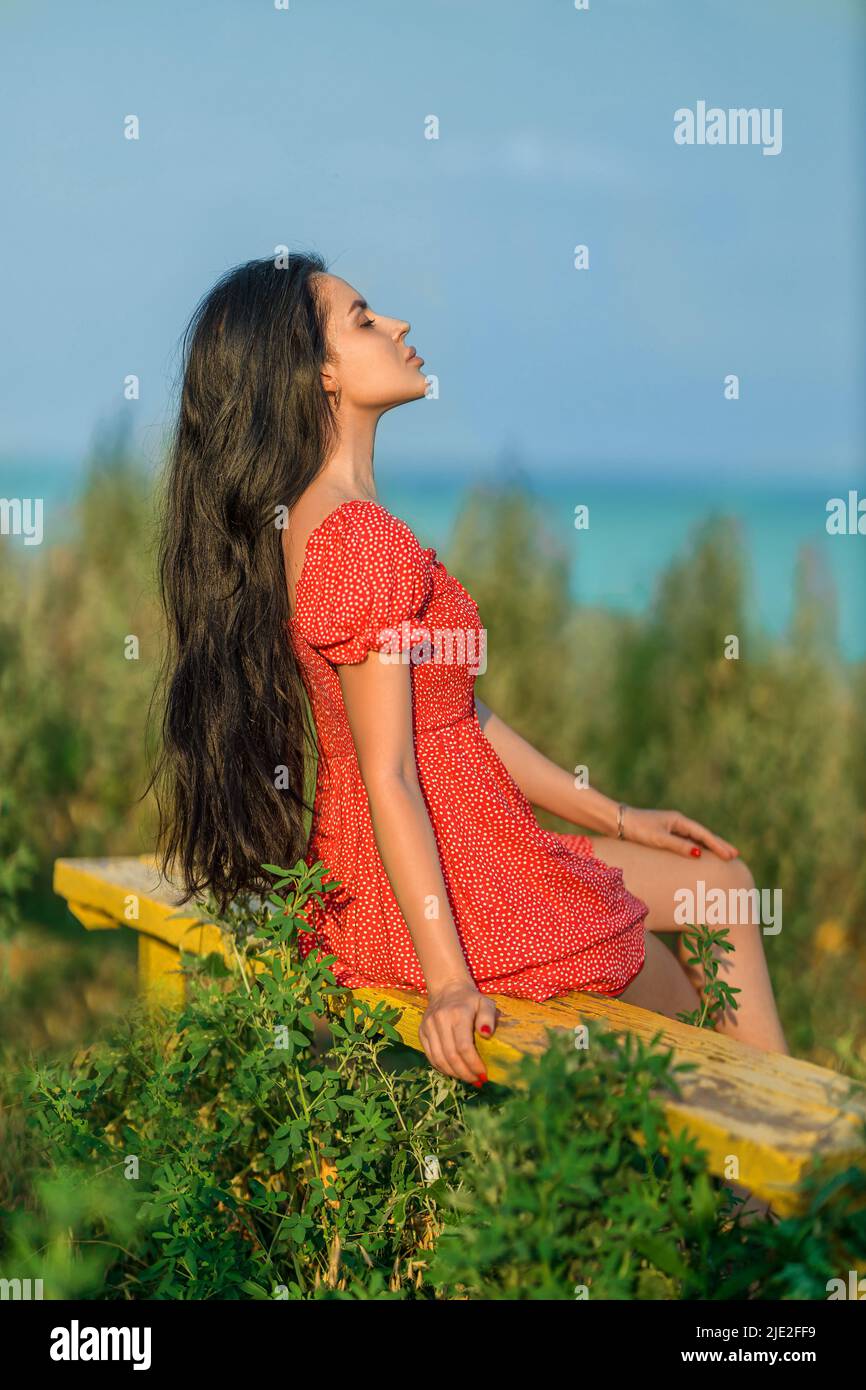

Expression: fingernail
xmin=690 ymin=846 xmax=702 ymax=858
xmin=479 ymin=1024 xmax=491 ymax=1035
xmin=477 ymin=1072 xmax=487 ymax=1084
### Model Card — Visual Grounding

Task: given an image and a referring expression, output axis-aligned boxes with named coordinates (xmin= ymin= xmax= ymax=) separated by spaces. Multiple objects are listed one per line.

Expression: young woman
xmin=152 ymin=252 xmax=789 ymax=1090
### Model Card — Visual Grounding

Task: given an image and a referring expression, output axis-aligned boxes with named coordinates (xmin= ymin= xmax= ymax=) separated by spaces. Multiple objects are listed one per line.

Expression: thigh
xmin=614 ymin=928 xmax=700 ymax=1017
xmin=587 ymin=836 xmax=752 ymax=934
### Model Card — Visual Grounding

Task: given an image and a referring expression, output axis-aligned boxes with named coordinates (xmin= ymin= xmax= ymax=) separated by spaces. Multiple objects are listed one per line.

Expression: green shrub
xmin=5 ymin=866 xmax=864 ymax=1301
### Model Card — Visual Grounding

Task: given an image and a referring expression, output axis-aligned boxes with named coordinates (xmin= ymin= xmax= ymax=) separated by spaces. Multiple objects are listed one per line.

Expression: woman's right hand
xmin=419 ymin=978 xmax=498 ymax=1085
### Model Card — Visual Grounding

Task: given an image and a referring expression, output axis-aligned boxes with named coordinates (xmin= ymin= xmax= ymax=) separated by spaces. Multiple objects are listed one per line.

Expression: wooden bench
xmin=53 ymin=853 xmax=866 ymax=1219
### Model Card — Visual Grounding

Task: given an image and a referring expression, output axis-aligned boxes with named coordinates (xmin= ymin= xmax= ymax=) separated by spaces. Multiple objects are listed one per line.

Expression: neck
xmin=319 ymin=406 xmax=381 ymax=499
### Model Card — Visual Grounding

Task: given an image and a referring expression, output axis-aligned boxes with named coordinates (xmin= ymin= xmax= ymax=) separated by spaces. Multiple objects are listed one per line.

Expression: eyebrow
xmin=346 ymin=297 xmax=368 ymax=317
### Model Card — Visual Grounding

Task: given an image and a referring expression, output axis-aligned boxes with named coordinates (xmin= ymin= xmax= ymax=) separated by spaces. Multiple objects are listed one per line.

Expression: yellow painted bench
xmin=53 ymin=854 xmax=866 ymax=1219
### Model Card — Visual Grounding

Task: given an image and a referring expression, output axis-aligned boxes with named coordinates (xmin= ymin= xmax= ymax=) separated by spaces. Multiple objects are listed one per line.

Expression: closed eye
xmin=360 ymin=317 xmax=376 ymax=328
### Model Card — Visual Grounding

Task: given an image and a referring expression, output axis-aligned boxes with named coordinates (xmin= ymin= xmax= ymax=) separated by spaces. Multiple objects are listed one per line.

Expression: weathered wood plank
xmin=53 ymin=856 xmax=224 ymax=956
xmin=53 ymin=855 xmax=866 ymax=1217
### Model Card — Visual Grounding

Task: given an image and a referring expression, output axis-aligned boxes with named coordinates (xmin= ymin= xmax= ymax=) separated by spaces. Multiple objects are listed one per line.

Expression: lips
xmin=405 ymin=345 xmax=423 ymax=364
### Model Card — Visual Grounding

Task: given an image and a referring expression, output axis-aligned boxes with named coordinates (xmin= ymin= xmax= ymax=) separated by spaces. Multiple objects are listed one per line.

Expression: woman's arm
xmin=338 ymin=655 xmax=498 ymax=1083
xmin=474 ymin=696 xmax=739 ymax=860
xmin=474 ymin=696 xmax=620 ymax=834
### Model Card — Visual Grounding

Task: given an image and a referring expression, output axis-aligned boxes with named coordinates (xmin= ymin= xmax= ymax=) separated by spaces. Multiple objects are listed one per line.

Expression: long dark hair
xmin=146 ymin=251 xmax=336 ymax=912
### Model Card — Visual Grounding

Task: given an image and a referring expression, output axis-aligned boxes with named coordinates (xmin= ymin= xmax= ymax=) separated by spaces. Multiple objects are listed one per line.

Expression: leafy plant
xmin=5 ymin=861 xmax=865 ymax=1301
xmin=675 ymin=922 xmax=742 ymax=1031
xmin=7 ymin=861 xmax=471 ymax=1298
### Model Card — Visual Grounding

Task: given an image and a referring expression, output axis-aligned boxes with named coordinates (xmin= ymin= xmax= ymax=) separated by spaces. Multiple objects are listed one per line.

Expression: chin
xmin=382 ymin=375 xmax=428 ymax=409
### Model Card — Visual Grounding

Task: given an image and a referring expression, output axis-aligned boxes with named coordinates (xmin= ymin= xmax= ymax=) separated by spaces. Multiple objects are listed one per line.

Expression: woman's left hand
xmin=620 ymin=807 xmax=739 ymax=860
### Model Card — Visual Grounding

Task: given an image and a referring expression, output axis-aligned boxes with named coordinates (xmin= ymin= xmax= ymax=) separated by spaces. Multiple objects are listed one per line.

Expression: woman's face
xmin=314 ymin=272 xmax=427 ymax=411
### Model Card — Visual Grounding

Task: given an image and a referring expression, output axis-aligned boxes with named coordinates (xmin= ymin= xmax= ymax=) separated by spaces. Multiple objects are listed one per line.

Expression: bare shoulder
xmin=282 ymin=486 xmax=377 ymax=606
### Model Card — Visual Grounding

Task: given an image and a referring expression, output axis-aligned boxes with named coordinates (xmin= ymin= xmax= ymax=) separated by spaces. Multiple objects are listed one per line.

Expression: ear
xmin=320 ymin=365 xmax=340 ymax=395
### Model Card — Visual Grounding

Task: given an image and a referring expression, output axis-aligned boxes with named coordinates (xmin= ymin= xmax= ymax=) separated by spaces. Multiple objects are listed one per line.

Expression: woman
xmin=152 ymin=252 xmax=789 ymax=1088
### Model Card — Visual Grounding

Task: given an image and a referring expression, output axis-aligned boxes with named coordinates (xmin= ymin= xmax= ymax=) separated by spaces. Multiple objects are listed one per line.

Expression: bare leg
xmin=597 ymin=927 xmax=701 ymax=1021
xmin=593 ymin=838 xmax=790 ymax=1056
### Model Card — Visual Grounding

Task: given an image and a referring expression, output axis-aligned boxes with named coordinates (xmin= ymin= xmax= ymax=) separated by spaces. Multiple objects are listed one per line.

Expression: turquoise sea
xmin=3 ymin=456 xmax=865 ymax=660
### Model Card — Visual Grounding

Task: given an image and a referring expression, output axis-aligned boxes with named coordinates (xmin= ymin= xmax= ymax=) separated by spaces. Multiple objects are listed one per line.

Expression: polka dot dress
xmin=286 ymin=499 xmax=647 ymax=1001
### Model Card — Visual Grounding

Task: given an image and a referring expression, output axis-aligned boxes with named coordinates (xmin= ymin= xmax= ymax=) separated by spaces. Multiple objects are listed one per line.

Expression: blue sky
xmin=1 ymin=0 xmax=863 ymax=483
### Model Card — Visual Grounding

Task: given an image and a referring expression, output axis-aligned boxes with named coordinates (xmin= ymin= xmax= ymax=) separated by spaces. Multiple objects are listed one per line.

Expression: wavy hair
xmin=146 ymin=252 xmax=336 ymax=911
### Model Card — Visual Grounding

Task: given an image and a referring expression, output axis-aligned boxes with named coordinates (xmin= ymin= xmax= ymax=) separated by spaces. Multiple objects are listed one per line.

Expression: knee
xmin=705 ymin=852 xmax=755 ymax=894
xmin=725 ymin=855 xmax=755 ymax=894
xmin=687 ymin=850 xmax=755 ymax=898
xmin=712 ymin=854 xmax=765 ymax=933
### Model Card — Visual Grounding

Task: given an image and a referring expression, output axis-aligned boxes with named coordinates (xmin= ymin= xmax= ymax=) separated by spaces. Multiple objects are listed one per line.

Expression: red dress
xmin=286 ymin=499 xmax=647 ymax=1002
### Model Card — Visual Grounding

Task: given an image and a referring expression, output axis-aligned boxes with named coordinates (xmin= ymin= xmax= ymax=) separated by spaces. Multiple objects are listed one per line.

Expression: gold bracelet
xmin=617 ymin=802 xmax=628 ymax=840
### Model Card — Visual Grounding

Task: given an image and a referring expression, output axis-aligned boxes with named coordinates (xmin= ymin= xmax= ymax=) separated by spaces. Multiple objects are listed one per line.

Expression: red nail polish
xmin=690 ymin=846 xmax=702 ymax=858
xmin=480 ymin=1024 xmax=491 ymax=1035
xmin=477 ymin=1072 xmax=487 ymax=1084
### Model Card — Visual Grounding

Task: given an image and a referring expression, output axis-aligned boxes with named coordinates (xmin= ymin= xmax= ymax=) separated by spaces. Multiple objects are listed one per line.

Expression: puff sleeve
xmin=292 ymin=501 xmax=435 ymax=665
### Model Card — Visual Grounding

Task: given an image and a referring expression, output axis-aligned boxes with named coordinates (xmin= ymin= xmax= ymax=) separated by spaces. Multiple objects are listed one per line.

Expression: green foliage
xmin=6 ymin=863 xmax=469 ymax=1299
xmin=0 ymin=423 xmax=160 ymax=933
xmin=430 ymin=1026 xmax=720 ymax=1300
xmin=676 ymin=923 xmax=742 ymax=1031
xmin=5 ymin=869 xmax=864 ymax=1300
xmin=429 ymin=1025 xmax=866 ymax=1300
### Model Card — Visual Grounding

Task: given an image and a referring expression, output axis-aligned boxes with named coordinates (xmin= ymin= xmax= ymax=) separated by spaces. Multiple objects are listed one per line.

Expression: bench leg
xmin=138 ymin=934 xmax=185 ymax=1008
